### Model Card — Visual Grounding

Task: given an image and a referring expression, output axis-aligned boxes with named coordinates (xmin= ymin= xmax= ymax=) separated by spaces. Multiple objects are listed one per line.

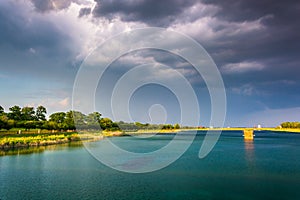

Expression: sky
xmin=0 ymin=0 xmax=300 ymax=127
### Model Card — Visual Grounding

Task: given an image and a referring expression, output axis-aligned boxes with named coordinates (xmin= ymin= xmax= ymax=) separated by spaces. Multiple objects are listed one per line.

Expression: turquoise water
xmin=0 ymin=131 xmax=300 ymax=199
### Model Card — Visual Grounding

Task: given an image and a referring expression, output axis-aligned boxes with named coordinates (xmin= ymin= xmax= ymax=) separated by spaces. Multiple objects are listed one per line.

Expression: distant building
xmin=257 ymin=124 xmax=262 ymax=128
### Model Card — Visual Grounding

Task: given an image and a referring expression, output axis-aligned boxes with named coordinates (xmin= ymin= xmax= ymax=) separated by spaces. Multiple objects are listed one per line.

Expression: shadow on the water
xmin=0 ymin=141 xmax=85 ymax=156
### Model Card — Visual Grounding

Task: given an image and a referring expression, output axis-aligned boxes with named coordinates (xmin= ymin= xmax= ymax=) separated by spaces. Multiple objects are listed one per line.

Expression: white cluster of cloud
xmin=170 ymin=13 xmax=268 ymax=42
xmin=222 ymin=61 xmax=265 ymax=73
xmin=231 ymin=84 xmax=256 ymax=96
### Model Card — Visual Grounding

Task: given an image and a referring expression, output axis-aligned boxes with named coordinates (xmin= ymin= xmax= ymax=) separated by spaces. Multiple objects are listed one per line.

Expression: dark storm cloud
xmin=0 ymin=7 xmax=67 ymax=51
xmin=180 ymin=0 xmax=300 ymax=101
xmin=201 ymin=0 xmax=300 ymax=23
xmin=201 ymin=0 xmax=300 ymax=61
xmin=90 ymin=0 xmax=300 ymax=107
xmin=92 ymin=0 xmax=198 ymax=26
xmin=78 ymin=7 xmax=91 ymax=17
xmin=30 ymin=0 xmax=73 ymax=12
xmin=0 ymin=1 xmax=77 ymax=81
xmin=0 ymin=2 xmax=70 ymax=55
xmin=91 ymin=0 xmax=300 ymax=72
xmin=30 ymin=0 xmax=54 ymax=12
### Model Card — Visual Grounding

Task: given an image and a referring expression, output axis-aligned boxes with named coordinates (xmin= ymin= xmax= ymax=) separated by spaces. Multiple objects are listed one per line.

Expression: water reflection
xmin=0 ymin=141 xmax=85 ymax=156
xmin=244 ymin=139 xmax=256 ymax=169
xmin=0 ymin=146 xmax=46 ymax=156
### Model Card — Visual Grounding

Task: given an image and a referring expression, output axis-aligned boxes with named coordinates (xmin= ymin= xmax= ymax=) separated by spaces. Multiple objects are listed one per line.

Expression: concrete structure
xmin=243 ymin=129 xmax=254 ymax=140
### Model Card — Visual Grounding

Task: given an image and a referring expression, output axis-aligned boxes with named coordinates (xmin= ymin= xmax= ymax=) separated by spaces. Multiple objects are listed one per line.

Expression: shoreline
xmin=0 ymin=132 xmax=103 ymax=151
xmin=194 ymin=128 xmax=300 ymax=133
xmin=1 ymin=127 xmax=299 ymax=151
xmin=123 ymin=128 xmax=300 ymax=134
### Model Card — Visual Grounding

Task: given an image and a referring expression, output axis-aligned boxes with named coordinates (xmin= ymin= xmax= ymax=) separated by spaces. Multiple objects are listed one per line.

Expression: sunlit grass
xmin=0 ymin=131 xmax=103 ymax=149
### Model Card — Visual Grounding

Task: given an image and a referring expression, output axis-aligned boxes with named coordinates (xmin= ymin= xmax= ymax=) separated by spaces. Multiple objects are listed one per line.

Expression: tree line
xmin=0 ymin=105 xmax=182 ymax=132
xmin=117 ymin=121 xmax=180 ymax=131
xmin=0 ymin=105 xmax=119 ymax=131
xmin=280 ymin=121 xmax=300 ymax=129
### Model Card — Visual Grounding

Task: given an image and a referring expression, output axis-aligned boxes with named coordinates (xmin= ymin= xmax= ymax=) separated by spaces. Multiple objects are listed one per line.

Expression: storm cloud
xmin=90 ymin=0 xmax=300 ymax=68
xmin=92 ymin=0 xmax=198 ymax=26
xmin=30 ymin=0 xmax=73 ymax=12
xmin=79 ymin=7 xmax=92 ymax=17
xmin=1 ymin=0 xmax=300 ymax=126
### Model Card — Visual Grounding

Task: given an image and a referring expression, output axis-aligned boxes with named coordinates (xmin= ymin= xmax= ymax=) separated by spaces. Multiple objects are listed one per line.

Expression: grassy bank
xmin=123 ymin=129 xmax=181 ymax=135
xmin=258 ymin=128 xmax=300 ymax=133
xmin=123 ymin=127 xmax=300 ymax=134
xmin=2 ymin=127 xmax=299 ymax=150
xmin=0 ymin=131 xmax=103 ymax=150
xmin=194 ymin=127 xmax=300 ymax=133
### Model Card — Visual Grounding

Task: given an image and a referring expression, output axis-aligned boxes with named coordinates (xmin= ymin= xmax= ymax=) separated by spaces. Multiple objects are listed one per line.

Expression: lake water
xmin=0 ymin=131 xmax=300 ymax=199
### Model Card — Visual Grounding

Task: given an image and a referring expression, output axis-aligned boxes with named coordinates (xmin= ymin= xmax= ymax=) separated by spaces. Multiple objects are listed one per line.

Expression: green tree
xmin=0 ymin=114 xmax=8 ymax=129
xmin=64 ymin=111 xmax=75 ymax=130
xmin=23 ymin=121 xmax=37 ymax=130
xmin=66 ymin=111 xmax=87 ymax=130
xmin=0 ymin=115 xmax=16 ymax=130
xmin=49 ymin=112 xmax=66 ymax=124
xmin=86 ymin=112 xmax=101 ymax=129
xmin=87 ymin=112 xmax=101 ymax=123
xmin=135 ymin=122 xmax=143 ymax=127
xmin=281 ymin=121 xmax=300 ymax=128
xmin=36 ymin=106 xmax=47 ymax=121
xmin=0 ymin=106 xmax=7 ymax=129
xmin=0 ymin=105 xmax=4 ymax=115
xmin=49 ymin=112 xmax=66 ymax=130
xmin=135 ymin=122 xmax=149 ymax=129
xmin=34 ymin=121 xmax=45 ymax=129
xmin=117 ymin=121 xmax=138 ymax=131
xmin=174 ymin=123 xmax=180 ymax=129
xmin=43 ymin=121 xmax=58 ymax=130
xmin=162 ymin=124 xmax=174 ymax=130
xmin=64 ymin=111 xmax=76 ymax=130
xmin=72 ymin=111 xmax=86 ymax=126
xmin=8 ymin=105 xmax=22 ymax=121
xmin=7 ymin=119 xmax=15 ymax=130
xmin=100 ymin=118 xmax=119 ymax=131
xmin=21 ymin=106 xmax=35 ymax=121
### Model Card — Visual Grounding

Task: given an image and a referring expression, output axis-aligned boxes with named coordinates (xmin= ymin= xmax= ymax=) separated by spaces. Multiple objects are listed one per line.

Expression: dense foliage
xmin=0 ymin=105 xmax=182 ymax=132
xmin=280 ymin=122 xmax=300 ymax=128
xmin=0 ymin=105 xmax=119 ymax=131
xmin=116 ymin=121 xmax=181 ymax=131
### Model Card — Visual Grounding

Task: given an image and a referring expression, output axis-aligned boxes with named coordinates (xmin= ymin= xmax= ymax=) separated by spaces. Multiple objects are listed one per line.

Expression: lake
xmin=0 ymin=131 xmax=300 ymax=199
